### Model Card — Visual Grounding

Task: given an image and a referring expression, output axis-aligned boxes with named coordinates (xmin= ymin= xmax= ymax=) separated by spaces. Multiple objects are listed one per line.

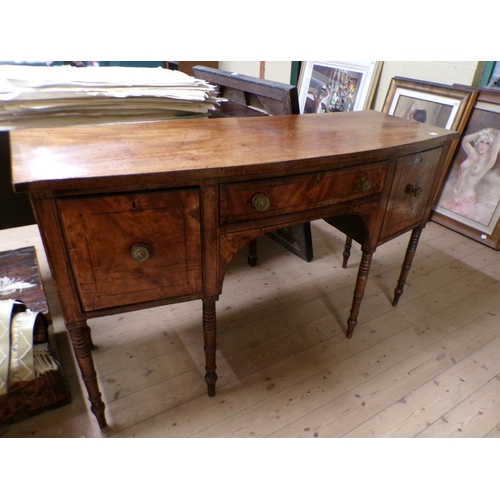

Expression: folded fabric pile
xmin=0 ymin=299 xmax=49 ymax=395
xmin=0 ymin=64 xmax=220 ymax=129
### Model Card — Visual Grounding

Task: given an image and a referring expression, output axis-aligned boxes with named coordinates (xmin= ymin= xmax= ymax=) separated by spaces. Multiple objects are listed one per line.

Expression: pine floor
xmin=1 ymin=219 xmax=500 ymax=438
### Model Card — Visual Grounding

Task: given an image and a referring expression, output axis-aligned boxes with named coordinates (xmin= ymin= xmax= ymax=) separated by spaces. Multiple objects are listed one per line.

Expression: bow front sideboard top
xmin=10 ymin=111 xmax=458 ymax=428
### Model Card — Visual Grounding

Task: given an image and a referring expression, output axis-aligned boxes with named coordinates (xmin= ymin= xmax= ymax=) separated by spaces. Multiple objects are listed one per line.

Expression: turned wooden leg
xmin=68 ymin=324 xmax=107 ymax=428
xmin=342 ymin=236 xmax=352 ymax=268
xmin=202 ymin=298 xmax=218 ymax=397
xmin=248 ymin=238 xmax=258 ymax=267
xmin=346 ymin=250 xmax=374 ymax=339
xmin=392 ymin=226 xmax=424 ymax=307
xmin=84 ymin=323 xmax=95 ymax=350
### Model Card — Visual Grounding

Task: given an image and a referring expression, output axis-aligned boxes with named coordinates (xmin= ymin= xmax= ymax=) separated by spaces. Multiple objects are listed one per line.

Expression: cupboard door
xmin=380 ymin=148 xmax=442 ymax=240
xmin=58 ymin=189 xmax=202 ymax=311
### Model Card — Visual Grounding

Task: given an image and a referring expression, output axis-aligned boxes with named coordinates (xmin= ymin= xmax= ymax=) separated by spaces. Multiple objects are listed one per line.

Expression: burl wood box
xmin=0 ymin=246 xmax=71 ymax=427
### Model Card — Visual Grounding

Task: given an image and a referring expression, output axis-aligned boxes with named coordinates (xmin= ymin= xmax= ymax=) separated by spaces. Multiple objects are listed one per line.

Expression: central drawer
xmin=219 ymin=162 xmax=387 ymax=225
xmin=58 ymin=188 xmax=202 ymax=311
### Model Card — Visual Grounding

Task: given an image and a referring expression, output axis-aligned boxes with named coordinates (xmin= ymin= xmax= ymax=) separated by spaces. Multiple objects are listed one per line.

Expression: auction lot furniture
xmin=10 ymin=111 xmax=457 ymax=428
xmin=0 ymin=246 xmax=71 ymax=426
xmin=192 ymin=64 xmax=313 ymax=266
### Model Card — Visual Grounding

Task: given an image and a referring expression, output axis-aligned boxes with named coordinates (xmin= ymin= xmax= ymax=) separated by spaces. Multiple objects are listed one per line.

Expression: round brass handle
xmin=131 ymin=243 xmax=150 ymax=263
xmin=408 ymin=185 xmax=423 ymax=198
xmin=357 ymin=177 xmax=372 ymax=192
xmin=251 ymin=193 xmax=270 ymax=212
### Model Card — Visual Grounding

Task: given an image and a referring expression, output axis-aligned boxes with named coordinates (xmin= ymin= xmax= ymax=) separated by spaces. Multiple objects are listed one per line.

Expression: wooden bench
xmin=0 ymin=246 xmax=71 ymax=427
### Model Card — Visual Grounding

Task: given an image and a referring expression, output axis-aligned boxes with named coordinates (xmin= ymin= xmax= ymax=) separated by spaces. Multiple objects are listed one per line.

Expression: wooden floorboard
xmin=1 ymin=220 xmax=499 ymax=438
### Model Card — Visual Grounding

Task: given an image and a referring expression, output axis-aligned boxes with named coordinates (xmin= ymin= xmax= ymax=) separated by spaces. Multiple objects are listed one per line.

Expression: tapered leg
xmin=392 ymin=226 xmax=424 ymax=307
xmin=346 ymin=250 xmax=374 ymax=339
xmin=342 ymin=236 xmax=353 ymax=268
xmin=68 ymin=324 xmax=106 ymax=428
xmin=202 ymin=298 xmax=218 ymax=397
xmin=84 ymin=324 xmax=95 ymax=349
xmin=248 ymin=239 xmax=258 ymax=267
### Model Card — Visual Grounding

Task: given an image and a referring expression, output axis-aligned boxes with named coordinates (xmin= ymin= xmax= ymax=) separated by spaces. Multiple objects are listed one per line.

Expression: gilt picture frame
xmin=382 ymin=76 xmax=478 ymax=205
xmin=432 ymin=87 xmax=500 ymax=250
xmin=382 ymin=77 xmax=476 ymax=131
xmin=298 ymin=61 xmax=382 ymax=114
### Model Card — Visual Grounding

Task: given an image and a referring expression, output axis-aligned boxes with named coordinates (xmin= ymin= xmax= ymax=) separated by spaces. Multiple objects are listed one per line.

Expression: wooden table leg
xmin=247 ymin=239 xmax=258 ymax=267
xmin=342 ymin=236 xmax=353 ymax=269
xmin=346 ymin=249 xmax=374 ymax=339
xmin=392 ymin=225 xmax=424 ymax=307
xmin=202 ymin=298 xmax=218 ymax=396
xmin=84 ymin=324 xmax=95 ymax=350
xmin=68 ymin=324 xmax=106 ymax=428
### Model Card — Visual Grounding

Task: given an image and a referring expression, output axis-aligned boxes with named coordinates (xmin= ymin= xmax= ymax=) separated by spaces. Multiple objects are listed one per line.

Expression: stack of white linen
xmin=0 ymin=64 xmax=219 ymax=129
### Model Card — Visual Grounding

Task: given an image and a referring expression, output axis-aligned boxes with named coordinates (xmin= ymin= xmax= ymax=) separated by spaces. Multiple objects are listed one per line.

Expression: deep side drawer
xmin=58 ymin=188 xmax=202 ymax=311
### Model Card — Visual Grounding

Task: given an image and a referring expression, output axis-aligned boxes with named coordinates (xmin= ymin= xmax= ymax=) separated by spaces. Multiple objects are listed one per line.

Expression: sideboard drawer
xmin=219 ymin=162 xmax=387 ymax=225
xmin=380 ymin=147 xmax=443 ymax=240
xmin=58 ymin=189 xmax=202 ymax=311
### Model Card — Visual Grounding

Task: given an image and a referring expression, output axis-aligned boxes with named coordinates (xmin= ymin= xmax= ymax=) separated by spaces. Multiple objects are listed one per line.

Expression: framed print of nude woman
xmin=433 ymin=88 xmax=500 ymax=250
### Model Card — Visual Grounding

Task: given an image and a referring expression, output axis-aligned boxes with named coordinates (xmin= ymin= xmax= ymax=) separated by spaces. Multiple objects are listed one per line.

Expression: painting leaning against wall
xmin=297 ymin=61 xmax=382 ymax=114
xmin=433 ymin=88 xmax=500 ymax=249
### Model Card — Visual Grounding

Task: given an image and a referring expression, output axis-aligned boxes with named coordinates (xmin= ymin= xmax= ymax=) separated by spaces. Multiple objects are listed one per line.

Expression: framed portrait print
xmin=432 ymin=88 xmax=500 ymax=250
xmin=382 ymin=76 xmax=478 ymax=195
xmin=382 ymin=77 xmax=476 ymax=132
xmin=298 ymin=61 xmax=382 ymax=114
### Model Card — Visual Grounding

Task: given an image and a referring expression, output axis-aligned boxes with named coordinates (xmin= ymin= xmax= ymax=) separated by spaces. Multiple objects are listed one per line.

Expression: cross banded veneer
xmin=10 ymin=111 xmax=458 ymax=428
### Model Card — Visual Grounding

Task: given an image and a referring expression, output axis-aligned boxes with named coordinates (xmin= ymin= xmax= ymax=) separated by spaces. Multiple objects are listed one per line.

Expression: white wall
xmin=372 ymin=61 xmax=480 ymax=110
xmin=218 ymin=61 xmax=291 ymax=83
xmin=218 ymin=61 xmax=260 ymax=77
xmin=218 ymin=61 xmax=481 ymax=111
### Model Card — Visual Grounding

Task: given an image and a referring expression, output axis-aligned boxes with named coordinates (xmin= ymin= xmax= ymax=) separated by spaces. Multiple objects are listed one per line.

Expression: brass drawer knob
xmin=131 ymin=243 xmax=150 ymax=263
xmin=407 ymin=185 xmax=423 ymax=197
xmin=251 ymin=193 xmax=270 ymax=212
xmin=357 ymin=177 xmax=372 ymax=192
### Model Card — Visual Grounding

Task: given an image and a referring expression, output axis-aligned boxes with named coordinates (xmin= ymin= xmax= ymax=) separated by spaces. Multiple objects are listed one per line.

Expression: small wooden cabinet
xmin=9 ymin=111 xmax=458 ymax=428
xmin=0 ymin=246 xmax=71 ymax=426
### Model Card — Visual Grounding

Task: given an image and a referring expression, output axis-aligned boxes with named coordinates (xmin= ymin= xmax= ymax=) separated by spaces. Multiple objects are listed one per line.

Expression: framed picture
xmin=382 ymin=77 xmax=480 ymax=235
xmin=298 ymin=61 xmax=382 ymax=114
xmin=432 ymin=88 xmax=500 ymax=250
xmin=382 ymin=76 xmax=476 ymax=131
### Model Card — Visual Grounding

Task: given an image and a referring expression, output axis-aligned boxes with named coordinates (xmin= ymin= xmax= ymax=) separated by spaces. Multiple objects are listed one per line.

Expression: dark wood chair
xmin=193 ymin=65 xmax=313 ymax=266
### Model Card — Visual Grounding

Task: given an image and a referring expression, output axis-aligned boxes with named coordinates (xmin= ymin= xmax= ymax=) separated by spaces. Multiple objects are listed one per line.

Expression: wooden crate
xmin=0 ymin=246 xmax=71 ymax=427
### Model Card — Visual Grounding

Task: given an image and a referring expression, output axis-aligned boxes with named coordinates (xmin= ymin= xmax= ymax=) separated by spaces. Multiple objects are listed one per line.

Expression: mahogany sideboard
xmin=9 ymin=111 xmax=458 ymax=428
